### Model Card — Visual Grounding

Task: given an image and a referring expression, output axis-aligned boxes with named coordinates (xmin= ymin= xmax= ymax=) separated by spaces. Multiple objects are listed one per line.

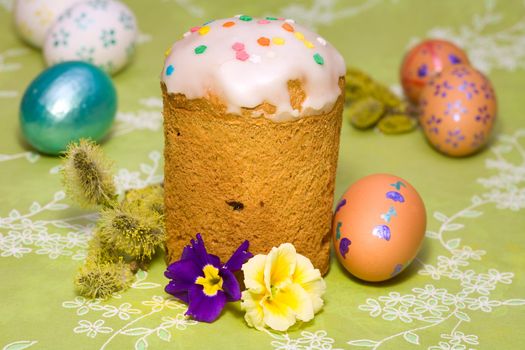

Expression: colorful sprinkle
xmin=313 ymin=53 xmax=324 ymax=65
xmin=194 ymin=45 xmax=207 ymax=55
xmin=272 ymin=37 xmax=285 ymax=45
xmin=164 ymin=46 xmax=172 ymax=57
xmin=282 ymin=23 xmax=294 ymax=32
xmin=339 ymin=238 xmax=351 ymax=258
xmin=266 ymin=16 xmax=278 ymax=20
xmin=198 ymin=26 xmax=210 ymax=35
xmin=202 ymin=19 xmax=214 ymax=25
xmin=257 ymin=19 xmax=270 ymax=24
xmin=232 ymin=42 xmax=245 ymax=51
xmin=303 ymin=40 xmax=314 ymax=49
xmin=223 ymin=21 xmax=235 ymax=28
xmin=317 ymin=37 xmax=327 ymax=46
xmin=239 ymin=15 xmax=253 ymax=21
xmin=294 ymin=31 xmax=304 ymax=40
xmin=236 ymin=51 xmax=249 ymax=61
xmin=257 ymin=37 xmax=270 ymax=46
xmin=190 ymin=26 xmax=200 ymax=33
xmin=166 ymin=65 xmax=174 ymax=76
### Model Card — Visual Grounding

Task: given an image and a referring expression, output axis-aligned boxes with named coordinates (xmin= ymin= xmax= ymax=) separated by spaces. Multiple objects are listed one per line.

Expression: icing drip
xmin=161 ymin=16 xmax=346 ymax=122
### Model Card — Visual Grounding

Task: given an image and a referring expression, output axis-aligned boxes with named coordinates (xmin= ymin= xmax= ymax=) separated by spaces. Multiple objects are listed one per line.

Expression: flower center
xmin=195 ymin=264 xmax=223 ymax=296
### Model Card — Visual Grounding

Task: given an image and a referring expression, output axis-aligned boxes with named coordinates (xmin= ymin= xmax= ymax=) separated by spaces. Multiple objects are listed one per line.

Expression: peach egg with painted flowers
xmin=332 ymin=174 xmax=426 ymax=282
xmin=419 ymin=64 xmax=497 ymax=157
xmin=400 ymin=39 xmax=469 ymax=103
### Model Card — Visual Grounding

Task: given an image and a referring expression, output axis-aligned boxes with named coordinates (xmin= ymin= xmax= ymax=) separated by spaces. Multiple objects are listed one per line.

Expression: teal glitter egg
xmin=19 ymin=61 xmax=117 ymax=155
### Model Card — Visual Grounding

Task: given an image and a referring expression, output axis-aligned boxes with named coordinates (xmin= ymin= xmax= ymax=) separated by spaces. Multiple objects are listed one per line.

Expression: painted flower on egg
xmin=164 ymin=234 xmax=252 ymax=322
xmin=241 ymin=243 xmax=326 ymax=331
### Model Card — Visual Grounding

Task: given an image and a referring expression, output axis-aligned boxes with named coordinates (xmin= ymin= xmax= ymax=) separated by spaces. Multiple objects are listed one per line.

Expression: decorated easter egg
xmin=19 ymin=61 xmax=117 ymax=155
xmin=400 ymin=39 xmax=469 ymax=103
xmin=333 ymin=174 xmax=426 ymax=282
xmin=419 ymin=64 xmax=497 ymax=157
xmin=13 ymin=0 xmax=80 ymax=48
xmin=43 ymin=0 xmax=138 ymax=75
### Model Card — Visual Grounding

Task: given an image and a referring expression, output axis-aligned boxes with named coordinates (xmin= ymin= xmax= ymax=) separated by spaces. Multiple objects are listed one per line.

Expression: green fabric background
xmin=1 ymin=0 xmax=524 ymax=349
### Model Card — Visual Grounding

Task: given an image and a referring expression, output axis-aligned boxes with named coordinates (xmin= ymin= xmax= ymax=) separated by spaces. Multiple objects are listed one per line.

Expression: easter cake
xmin=161 ymin=15 xmax=346 ymax=274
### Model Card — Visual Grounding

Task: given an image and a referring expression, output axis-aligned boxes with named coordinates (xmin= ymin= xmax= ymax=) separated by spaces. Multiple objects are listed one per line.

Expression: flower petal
xmin=261 ymin=294 xmax=296 ymax=331
xmin=181 ymin=233 xmax=210 ymax=267
xmin=293 ymin=253 xmax=326 ymax=313
xmin=242 ymin=254 xmax=267 ymax=294
xmin=241 ymin=290 xmax=265 ymax=330
xmin=165 ymin=282 xmax=189 ymax=304
xmin=264 ymin=243 xmax=297 ymax=291
xmin=186 ymin=285 xmax=226 ymax=322
xmin=221 ymin=269 xmax=241 ymax=302
xmin=165 ymin=259 xmax=201 ymax=285
xmin=261 ymin=283 xmax=314 ymax=331
xmin=224 ymin=240 xmax=253 ymax=271
xmin=165 ymin=259 xmax=201 ymax=304
xmin=208 ymin=253 xmax=222 ymax=269
xmin=280 ymin=283 xmax=314 ymax=322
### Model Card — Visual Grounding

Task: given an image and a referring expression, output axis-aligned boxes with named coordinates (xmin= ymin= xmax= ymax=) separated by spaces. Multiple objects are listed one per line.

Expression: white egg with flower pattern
xmin=13 ymin=0 xmax=80 ymax=48
xmin=43 ymin=0 xmax=138 ymax=75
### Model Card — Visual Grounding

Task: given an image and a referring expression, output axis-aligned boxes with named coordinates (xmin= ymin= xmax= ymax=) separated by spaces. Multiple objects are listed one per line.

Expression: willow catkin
xmin=98 ymin=201 xmax=165 ymax=262
xmin=62 ymin=139 xmax=118 ymax=209
xmin=74 ymin=258 xmax=134 ymax=299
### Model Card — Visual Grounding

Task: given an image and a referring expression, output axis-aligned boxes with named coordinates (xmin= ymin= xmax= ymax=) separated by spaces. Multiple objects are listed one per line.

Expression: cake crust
xmin=163 ymin=78 xmax=344 ymax=275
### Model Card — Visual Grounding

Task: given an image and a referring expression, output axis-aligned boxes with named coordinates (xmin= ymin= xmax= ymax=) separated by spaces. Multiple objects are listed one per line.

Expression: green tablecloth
xmin=1 ymin=0 xmax=524 ymax=349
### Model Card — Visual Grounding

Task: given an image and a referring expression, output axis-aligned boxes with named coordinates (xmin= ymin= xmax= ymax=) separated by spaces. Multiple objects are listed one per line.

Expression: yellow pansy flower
xmin=241 ymin=243 xmax=326 ymax=331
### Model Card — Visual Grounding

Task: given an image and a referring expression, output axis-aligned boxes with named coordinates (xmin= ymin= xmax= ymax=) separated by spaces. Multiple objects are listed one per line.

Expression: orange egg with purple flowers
xmin=332 ymin=174 xmax=426 ymax=282
xmin=400 ymin=39 xmax=470 ymax=103
xmin=419 ymin=64 xmax=497 ymax=157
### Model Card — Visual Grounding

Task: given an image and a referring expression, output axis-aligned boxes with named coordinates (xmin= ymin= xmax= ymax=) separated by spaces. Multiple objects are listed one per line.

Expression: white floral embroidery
xmin=74 ymin=319 xmax=113 ymax=338
xmin=1 ymin=152 xmax=162 ymax=260
xmin=113 ymin=97 xmax=163 ymax=137
xmin=63 ymin=296 xmax=103 ymax=316
xmin=0 ymin=151 xmax=40 ymax=164
xmin=1 ymin=340 xmax=37 ymax=350
xmin=141 ymin=295 xmax=185 ymax=312
xmin=160 ymin=0 xmax=205 ymax=18
xmin=266 ymin=329 xmax=342 ymax=350
xmin=411 ymin=0 xmax=525 ymax=73
xmin=0 ymin=47 xmax=28 ymax=99
xmin=101 ymin=303 xmax=141 ymax=320
xmin=160 ymin=314 xmax=198 ymax=331
xmin=279 ymin=0 xmax=382 ymax=29
xmin=441 ymin=331 xmax=479 ymax=345
xmin=113 ymin=151 xmax=163 ymax=194
xmin=347 ymin=130 xmax=525 ymax=349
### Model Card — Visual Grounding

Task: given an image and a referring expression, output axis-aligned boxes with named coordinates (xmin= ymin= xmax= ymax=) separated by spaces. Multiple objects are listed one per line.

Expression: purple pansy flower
xmin=164 ymin=234 xmax=252 ymax=322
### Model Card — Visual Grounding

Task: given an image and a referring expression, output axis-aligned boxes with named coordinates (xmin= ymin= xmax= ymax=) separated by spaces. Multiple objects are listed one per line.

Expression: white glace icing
xmin=161 ymin=15 xmax=346 ymax=122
